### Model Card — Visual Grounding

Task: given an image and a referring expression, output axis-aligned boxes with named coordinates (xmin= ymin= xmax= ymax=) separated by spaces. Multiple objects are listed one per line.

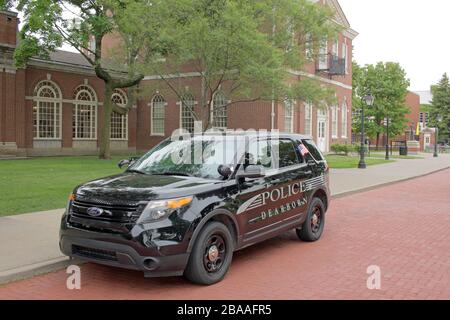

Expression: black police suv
xmin=60 ymin=133 xmax=330 ymax=285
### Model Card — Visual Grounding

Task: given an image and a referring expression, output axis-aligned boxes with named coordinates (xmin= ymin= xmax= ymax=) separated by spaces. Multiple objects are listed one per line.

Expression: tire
xmin=296 ymin=197 xmax=326 ymax=242
xmin=184 ymin=221 xmax=234 ymax=285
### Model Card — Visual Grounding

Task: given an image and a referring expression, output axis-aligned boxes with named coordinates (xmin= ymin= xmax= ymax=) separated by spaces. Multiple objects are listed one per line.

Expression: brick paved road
xmin=1 ymin=169 xmax=450 ymax=300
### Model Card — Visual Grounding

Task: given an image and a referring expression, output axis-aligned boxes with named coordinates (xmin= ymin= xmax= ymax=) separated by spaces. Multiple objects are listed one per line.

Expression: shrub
xmin=331 ymin=144 xmax=353 ymax=156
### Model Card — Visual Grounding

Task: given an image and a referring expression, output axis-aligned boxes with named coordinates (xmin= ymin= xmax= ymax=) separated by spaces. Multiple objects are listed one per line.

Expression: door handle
xmin=304 ymin=171 xmax=312 ymax=175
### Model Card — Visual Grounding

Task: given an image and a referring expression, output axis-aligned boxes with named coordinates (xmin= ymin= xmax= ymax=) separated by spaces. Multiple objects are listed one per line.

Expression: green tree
xmin=0 ymin=0 xmax=13 ymax=10
xmin=352 ymin=61 xmax=410 ymax=149
xmin=430 ymin=73 xmax=450 ymax=142
xmin=14 ymin=0 xmax=171 ymax=159
xmin=143 ymin=0 xmax=339 ymax=130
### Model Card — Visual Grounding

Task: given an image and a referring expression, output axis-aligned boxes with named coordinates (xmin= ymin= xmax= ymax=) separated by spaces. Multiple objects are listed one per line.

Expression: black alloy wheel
xmin=184 ymin=221 xmax=234 ymax=285
xmin=296 ymin=197 xmax=326 ymax=242
xmin=203 ymin=234 xmax=226 ymax=273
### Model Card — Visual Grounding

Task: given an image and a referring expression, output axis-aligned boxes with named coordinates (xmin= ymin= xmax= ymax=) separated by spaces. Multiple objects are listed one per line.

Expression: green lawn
xmin=1 ymin=154 xmax=395 ymax=217
xmin=0 ymin=156 xmax=127 ymax=217
xmin=325 ymin=155 xmax=395 ymax=169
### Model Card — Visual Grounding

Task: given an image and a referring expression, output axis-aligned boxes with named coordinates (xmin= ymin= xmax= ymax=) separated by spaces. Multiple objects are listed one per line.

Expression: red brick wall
xmin=3 ymin=59 xmax=354 ymax=155
xmin=369 ymin=91 xmax=422 ymax=146
xmin=0 ymin=68 xmax=4 ymax=142
xmin=0 ymin=70 xmax=17 ymax=143
xmin=405 ymin=91 xmax=420 ymax=128
xmin=0 ymin=11 xmax=18 ymax=47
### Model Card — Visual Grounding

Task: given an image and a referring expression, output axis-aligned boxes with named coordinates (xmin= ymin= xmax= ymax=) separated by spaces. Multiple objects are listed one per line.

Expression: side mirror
xmin=218 ymin=165 xmax=233 ymax=179
xmin=236 ymin=165 xmax=266 ymax=180
xmin=118 ymin=159 xmax=131 ymax=169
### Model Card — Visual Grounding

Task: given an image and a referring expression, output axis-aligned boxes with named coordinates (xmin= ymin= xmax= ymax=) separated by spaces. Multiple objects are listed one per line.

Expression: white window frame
xmin=286 ymin=19 xmax=295 ymax=53
xmin=211 ymin=91 xmax=228 ymax=130
xmin=284 ymin=99 xmax=294 ymax=133
xmin=33 ymin=80 xmax=63 ymax=140
xmin=73 ymin=85 xmax=98 ymax=140
xmin=332 ymin=39 xmax=338 ymax=57
xmin=179 ymin=93 xmax=196 ymax=133
xmin=150 ymin=94 xmax=166 ymax=136
xmin=110 ymin=89 xmax=128 ymax=141
xmin=341 ymin=100 xmax=348 ymax=138
xmin=343 ymin=39 xmax=349 ymax=74
xmin=305 ymin=33 xmax=313 ymax=60
xmin=318 ymin=40 xmax=328 ymax=70
xmin=304 ymin=102 xmax=313 ymax=136
xmin=331 ymin=105 xmax=338 ymax=138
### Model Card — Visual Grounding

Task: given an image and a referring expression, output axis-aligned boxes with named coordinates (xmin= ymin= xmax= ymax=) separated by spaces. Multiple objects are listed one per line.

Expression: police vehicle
xmin=60 ymin=133 xmax=330 ymax=285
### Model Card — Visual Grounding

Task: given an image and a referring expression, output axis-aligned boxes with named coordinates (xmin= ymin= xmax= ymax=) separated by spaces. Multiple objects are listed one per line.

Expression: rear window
xmin=302 ymin=139 xmax=325 ymax=161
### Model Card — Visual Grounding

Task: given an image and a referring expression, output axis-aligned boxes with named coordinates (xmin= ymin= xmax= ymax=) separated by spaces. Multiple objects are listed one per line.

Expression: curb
xmin=331 ymin=165 xmax=450 ymax=199
xmin=0 ymin=257 xmax=84 ymax=286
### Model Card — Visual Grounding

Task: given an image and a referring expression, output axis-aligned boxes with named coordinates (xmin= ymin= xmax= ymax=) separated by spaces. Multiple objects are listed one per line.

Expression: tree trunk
xmin=99 ymin=84 xmax=113 ymax=159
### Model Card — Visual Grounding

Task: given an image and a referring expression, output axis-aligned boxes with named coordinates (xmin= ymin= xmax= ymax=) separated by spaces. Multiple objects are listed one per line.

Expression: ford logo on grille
xmin=87 ymin=207 xmax=104 ymax=217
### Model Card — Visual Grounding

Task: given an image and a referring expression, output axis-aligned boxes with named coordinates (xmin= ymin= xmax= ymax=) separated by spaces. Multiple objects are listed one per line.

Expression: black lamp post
xmin=434 ymin=115 xmax=442 ymax=158
xmin=385 ymin=116 xmax=390 ymax=161
xmin=358 ymin=93 xmax=375 ymax=169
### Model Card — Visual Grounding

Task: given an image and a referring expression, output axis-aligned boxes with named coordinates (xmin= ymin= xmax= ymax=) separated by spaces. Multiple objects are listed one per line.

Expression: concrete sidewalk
xmin=1 ymin=153 xmax=449 ymax=284
xmin=330 ymin=153 xmax=450 ymax=197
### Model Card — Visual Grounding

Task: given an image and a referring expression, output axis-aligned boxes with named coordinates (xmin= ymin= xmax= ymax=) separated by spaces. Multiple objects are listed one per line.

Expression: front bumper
xmin=59 ymin=214 xmax=191 ymax=278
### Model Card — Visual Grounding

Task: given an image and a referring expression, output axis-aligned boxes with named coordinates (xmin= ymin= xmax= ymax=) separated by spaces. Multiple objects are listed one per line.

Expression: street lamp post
xmin=434 ymin=115 xmax=442 ymax=158
xmin=433 ymin=127 xmax=439 ymax=157
xmin=385 ymin=116 xmax=390 ymax=161
xmin=358 ymin=93 xmax=375 ymax=169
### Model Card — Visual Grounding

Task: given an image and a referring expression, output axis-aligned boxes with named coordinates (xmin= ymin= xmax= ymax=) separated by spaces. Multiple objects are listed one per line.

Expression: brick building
xmin=0 ymin=0 xmax=357 ymax=156
xmin=373 ymin=92 xmax=421 ymax=146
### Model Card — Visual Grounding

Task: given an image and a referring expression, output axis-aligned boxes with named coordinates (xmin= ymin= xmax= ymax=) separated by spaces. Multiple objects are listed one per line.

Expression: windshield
xmin=129 ymin=136 xmax=246 ymax=180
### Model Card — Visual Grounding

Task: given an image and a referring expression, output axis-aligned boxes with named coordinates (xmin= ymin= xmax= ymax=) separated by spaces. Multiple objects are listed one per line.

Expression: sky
xmin=339 ymin=0 xmax=450 ymax=91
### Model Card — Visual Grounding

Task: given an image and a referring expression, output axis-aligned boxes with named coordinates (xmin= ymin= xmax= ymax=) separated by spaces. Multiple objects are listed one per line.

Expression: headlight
xmin=138 ymin=196 xmax=193 ymax=223
xmin=66 ymin=193 xmax=76 ymax=213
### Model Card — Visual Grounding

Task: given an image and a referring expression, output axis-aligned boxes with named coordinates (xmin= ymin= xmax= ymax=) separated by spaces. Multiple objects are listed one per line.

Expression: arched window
xmin=33 ymin=80 xmax=62 ymax=139
xmin=111 ymin=89 xmax=128 ymax=140
xmin=212 ymin=91 xmax=228 ymax=129
xmin=331 ymin=105 xmax=338 ymax=138
xmin=180 ymin=93 xmax=196 ymax=133
xmin=284 ymin=99 xmax=294 ymax=133
xmin=151 ymin=94 xmax=166 ymax=136
xmin=304 ymin=102 xmax=313 ymax=136
xmin=73 ymin=85 xmax=97 ymax=140
xmin=341 ymin=100 xmax=348 ymax=138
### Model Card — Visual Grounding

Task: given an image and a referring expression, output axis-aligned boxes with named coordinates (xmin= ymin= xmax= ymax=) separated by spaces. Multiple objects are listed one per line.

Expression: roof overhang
xmin=312 ymin=0 xmax=358 ymax=40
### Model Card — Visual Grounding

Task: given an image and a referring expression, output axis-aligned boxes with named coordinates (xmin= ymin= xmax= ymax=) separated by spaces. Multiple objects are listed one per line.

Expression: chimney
xmin=0 ymin=10 xmax=19 ymax=48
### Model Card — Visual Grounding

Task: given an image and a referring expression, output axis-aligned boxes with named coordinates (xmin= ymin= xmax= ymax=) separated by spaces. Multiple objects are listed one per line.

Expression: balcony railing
xmin=316 ymin=54 xmax=346 ymax=76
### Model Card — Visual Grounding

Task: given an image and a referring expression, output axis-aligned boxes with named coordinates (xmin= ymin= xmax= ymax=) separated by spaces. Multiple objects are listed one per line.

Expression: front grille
xmin=72 ymin=245 xmax=118 ymax=262
xmin=70 ymin=199 xmax=144 ymax=224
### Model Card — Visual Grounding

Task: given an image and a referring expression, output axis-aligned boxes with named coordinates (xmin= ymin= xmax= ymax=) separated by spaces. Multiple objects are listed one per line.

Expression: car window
xmin=302 ymin=139 xmax=325 ymax=161
xmin=272 ymin=139 xmax=301 ymax=168
xmin=246 ymin=139 xmax=272 ymax=169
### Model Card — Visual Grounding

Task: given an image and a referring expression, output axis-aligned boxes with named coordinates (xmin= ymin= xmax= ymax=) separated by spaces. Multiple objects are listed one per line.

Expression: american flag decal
xmin=299 ymin=144 xmax=310 ymax=157
xmin=302 ymin=175 xmax=325 ymax=192
xmin=237 ymin=194 xmax=265 ymax=215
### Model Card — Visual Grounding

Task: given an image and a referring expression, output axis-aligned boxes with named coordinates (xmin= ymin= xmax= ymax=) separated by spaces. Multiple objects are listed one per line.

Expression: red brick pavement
xmin=1 ymin=169 xmax=450 ymax=300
